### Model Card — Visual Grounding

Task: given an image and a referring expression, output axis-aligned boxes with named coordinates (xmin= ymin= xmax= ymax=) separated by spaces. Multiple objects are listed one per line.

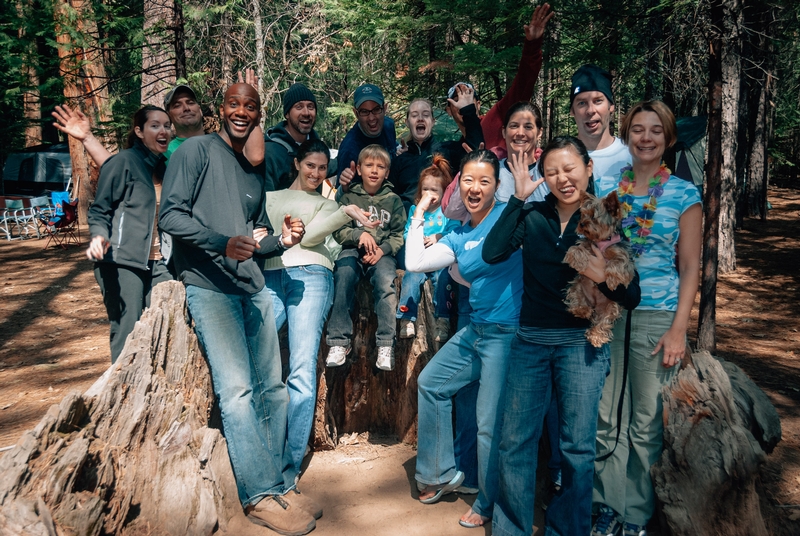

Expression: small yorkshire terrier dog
xmin=563 ymin=191 xmax=635 ymax=347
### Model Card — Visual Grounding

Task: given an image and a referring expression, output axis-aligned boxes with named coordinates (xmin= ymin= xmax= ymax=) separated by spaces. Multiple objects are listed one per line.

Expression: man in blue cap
xmin=335 ymin=83 xmax=397 ymax=192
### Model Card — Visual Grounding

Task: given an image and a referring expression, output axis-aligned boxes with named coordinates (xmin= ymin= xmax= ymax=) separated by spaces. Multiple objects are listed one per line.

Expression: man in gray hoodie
xmin=159 ymin=83 xmax=320 ymax=536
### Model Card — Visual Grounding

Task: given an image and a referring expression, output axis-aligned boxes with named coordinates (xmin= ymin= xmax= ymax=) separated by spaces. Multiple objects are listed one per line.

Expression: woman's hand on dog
xmin=579 ymin=243 xmax=608 ymax=284
xmin=509 ymin=152 xmax=545 ymax=201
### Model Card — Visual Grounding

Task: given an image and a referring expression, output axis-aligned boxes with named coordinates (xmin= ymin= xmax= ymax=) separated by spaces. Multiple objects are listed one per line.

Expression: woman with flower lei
xmin=591 ymin=100 xmax=702 ymax=536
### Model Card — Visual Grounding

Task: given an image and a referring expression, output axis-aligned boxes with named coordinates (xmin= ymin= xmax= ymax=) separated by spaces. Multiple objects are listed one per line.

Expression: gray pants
xmin=94 ymin=260 xmax=173 ymax=363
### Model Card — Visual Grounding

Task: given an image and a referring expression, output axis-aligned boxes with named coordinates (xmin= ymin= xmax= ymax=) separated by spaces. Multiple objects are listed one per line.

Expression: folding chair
xmin=29 ymin=195 xmax=53 ymax=238
xmin=42 ymin=192 xmax=81 ymax=249
xmin=13 ymin=198 xmax=44 ymax=239
xmin=2 ymin=199 xmax=26 ymax=241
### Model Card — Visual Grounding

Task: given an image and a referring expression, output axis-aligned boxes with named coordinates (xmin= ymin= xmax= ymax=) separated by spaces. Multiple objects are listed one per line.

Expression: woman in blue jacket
xmin=87 ymin=105 xmax=174 ymax=362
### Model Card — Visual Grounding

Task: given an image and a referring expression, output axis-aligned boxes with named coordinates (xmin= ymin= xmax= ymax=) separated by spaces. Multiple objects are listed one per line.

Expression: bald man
xmin=160 ymin=84 xmax=320 ymax=535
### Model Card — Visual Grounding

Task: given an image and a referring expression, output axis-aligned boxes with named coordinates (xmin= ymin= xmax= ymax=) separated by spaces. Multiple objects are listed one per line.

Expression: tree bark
xmin=0 ymin=281 xmax=267 ymax=536
xmin=311 ymin=272 xmax=440 ymax=448
xmin=141 ymin=0 xmax=181 ymax=106
xmin=652 ymin=350 xmax=781 ymax=536
xmin=698 ymin=0 xmax=725 ymax=352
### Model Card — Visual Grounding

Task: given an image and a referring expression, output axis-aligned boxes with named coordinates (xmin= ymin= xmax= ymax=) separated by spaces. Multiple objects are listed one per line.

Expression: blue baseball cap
xmin=353 ymin=84 xmax=385 ymax=108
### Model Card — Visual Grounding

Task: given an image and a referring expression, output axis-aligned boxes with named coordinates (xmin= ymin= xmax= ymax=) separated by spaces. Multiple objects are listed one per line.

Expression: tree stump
xmin=0 ymin=281 xmax=272 ymax=536
xmin=652 ymin=350 xmax=782 ymax=536
xmin=311 ymin=271 xmax=441 ymax=449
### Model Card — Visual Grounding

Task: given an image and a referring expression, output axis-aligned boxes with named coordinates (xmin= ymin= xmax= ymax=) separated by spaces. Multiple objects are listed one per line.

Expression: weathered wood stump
xmin=652 ymin=350 xmax=782 ymax=536
xmin=310 ymin=271 xmax=441 ymax=449
xmin=0 ymin=281 xmax=271 ymax=536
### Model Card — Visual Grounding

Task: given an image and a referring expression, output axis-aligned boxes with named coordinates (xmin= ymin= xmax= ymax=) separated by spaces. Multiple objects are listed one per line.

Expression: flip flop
xmin=458 ymin=508 xmax=490 ymax=528
xmin=418 ymin=470 xmax=465 ymax=504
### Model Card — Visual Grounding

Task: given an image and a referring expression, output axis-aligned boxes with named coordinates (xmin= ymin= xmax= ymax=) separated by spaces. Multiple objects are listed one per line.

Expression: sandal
xmin=418 ymin=470 xmax=465 ymax=504
xmin=458 ymin=508 xmax=490 ymax=528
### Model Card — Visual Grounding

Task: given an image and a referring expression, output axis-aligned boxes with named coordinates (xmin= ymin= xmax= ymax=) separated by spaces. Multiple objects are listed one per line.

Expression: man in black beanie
xmin=569 ymin=64 xmax=630 ymax=179
xmin=263 ymin=82 xmax=327 ymax=191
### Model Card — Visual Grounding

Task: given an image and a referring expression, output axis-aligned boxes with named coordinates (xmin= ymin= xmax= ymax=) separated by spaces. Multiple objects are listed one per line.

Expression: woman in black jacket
xmin=87 ymin=105 xmax=174 ymax=363
xmin=483 ymin=137 xmax=641 ymax=536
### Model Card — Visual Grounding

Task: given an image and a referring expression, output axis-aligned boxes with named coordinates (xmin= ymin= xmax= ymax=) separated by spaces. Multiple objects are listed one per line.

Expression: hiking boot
xmin=623 ymin=522 xmax=647 ymax=536
xmin=592 ymin=504 xmax=623 ymax=536
xmin=398 ymin=319 xmax=416 ymax=339
xmin=376 ymin=346 xmax=394 ymax=371
xmin=434 ymin=317 xmax=450 ymax=342
xmin=326 ymin=345 xmax=350 ymax=367
xmin=285 ymin=489 xmax=323 ymax=520
xmin=247 ymin=495 xmax=316 ymax=536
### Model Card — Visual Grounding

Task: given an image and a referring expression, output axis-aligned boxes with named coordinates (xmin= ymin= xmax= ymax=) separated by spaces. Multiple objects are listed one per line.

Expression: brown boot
xmin=247 ymin=495 xmax=316 ymax=535
xmin=285 ymin=489 xmax=323 ymax=519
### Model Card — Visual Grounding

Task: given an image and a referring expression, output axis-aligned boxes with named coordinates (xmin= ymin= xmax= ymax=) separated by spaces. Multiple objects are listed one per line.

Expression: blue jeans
xmin=492 ymin=334 xmax=609 ymax=536
xmin=326 ymin=249 xmax=397 ymax=347
xmin=397 ymin=268 xmax=453 ymax=320
xmin=416 ymin=322 xmax=516 ymax=517
xmin=185 ymin=285 xmax=296 ymax=506
xmin=263 ymin=265 xmax=334 ymax=473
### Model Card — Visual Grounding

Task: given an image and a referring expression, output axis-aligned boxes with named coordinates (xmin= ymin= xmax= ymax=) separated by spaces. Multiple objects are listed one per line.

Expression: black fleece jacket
xmin=160 ymin=134 xmax=283 ymax=295
xmin=389 ymin=104 xmax=484 ymax=213
xmin=263 ymin=121 xmax=329 ymax=191
xmin=88 ymin=139 xmax=165 ymax=270
xmin=482 ymin=194 xmax=641 ymax=329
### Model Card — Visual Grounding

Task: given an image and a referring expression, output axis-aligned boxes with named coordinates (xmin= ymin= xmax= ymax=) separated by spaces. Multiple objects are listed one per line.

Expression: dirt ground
xmin=1 ymin=187 xmax=799 ymax=535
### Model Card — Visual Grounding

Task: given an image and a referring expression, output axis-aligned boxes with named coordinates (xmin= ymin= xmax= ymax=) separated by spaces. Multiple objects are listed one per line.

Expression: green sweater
xmin=334 ymin=182 xmax=406 ymax=257
xmin=263 ymin=189 xmax=351 ymax=271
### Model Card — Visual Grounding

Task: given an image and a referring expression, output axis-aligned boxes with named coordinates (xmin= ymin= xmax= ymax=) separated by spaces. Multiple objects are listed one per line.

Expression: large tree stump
xmin=652 ymin=350 xmax=782 ymax=536
xmin=0 ymin=281 xmax=271 ymax=536
xmin=311 ymin=272 xmax=441 ymax=449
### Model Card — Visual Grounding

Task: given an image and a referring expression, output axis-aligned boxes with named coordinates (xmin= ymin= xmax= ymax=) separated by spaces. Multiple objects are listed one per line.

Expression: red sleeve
xmin=481 ymin=36 xmax=544 ymax=151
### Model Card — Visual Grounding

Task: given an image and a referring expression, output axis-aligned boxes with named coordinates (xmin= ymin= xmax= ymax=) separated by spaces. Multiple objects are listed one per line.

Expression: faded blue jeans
xmin=263 ymin=265 xmax=334 ymax=473
xmin=185 ymin=284 xmax=296 ymax=506
xmin=416 ymin=321 xmax=516 ymax=518
xmin=492 ymin=333 xmax=609 ymax=536
xmin=326 ymin=249 xmax=397 ymax=347
xmin=397 ymin=268 xmax=454 ymax=320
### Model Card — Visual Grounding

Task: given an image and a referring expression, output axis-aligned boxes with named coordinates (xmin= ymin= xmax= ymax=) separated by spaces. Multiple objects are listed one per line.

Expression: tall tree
xmin=141 ymin=0 xmax=183 ymax=105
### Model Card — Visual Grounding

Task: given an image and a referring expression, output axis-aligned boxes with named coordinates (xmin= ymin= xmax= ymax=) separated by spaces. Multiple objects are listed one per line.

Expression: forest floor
xmin=1 ymin=187 xmax=799 ymax=535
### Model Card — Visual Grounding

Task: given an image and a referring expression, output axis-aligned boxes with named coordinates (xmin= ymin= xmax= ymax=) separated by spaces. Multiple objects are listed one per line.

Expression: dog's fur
xmin=563 ymin=191 xmax=635 ymax=347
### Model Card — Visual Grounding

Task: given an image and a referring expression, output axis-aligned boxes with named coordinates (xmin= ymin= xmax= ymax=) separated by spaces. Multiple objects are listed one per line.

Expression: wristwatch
xmin=278 ymin=235 xmax=288 ymax=250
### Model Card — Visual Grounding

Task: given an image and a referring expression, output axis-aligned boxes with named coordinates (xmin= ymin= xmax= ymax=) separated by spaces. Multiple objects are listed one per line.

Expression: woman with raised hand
xmin=407 ymin=149 xmax=523 ymax=529
xmin=591 ymin=101 xmax=701 ymax=536
xmin=87 ymin=105 xmax=174 ymax=363
xmin=259 ymin=138 xmax=376 ymax=474
xmin=484 ymin=137 xmax=640 ymax=536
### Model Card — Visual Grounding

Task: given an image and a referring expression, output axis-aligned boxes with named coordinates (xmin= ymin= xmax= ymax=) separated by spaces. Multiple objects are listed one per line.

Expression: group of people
xmin=52 ymin=3 xmax=703 ymax=535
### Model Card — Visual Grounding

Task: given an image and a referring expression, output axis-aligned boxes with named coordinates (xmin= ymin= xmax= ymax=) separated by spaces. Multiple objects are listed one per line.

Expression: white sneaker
xmin=376 ymin=346 xmax=395 ymax=371
xmin=398 ymin=319 xmax=415 ymax=339
xmin=434 ymin=317 xmax=450 ymax=342
xmin=326 ymin=346 xmax=350 ymax=367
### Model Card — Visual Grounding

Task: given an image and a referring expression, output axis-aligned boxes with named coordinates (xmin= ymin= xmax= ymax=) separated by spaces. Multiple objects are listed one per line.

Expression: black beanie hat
xmin=570 ymin=65 xmax=614 ymax=107
xmin=283 ymin=83 xmax=317 ymax=116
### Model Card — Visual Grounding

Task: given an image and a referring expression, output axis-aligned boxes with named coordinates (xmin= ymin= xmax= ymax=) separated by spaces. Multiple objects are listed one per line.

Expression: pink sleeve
xmin=442 ymin=173 xmax=469 ymax=222
xmin=480 ymin=37 xmax=544 ymax=151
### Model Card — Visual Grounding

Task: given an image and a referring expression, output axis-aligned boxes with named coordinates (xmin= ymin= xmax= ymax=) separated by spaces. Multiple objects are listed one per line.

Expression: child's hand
xmin=423 ymin=234 xmax=441 ymax=248
xmin=358 ymin=232 xmax=378 ymax=255
xmin=343 ymin=204 xmax=378 ymax=228
xmin=414 ymin=191 xmax=438 ymax=218
xmin=362 ymin=248 xmax=384 ymax=265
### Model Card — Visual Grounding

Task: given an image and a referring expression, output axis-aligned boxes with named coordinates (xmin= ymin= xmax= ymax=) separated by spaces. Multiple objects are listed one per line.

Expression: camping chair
xmin=42 ymin=192 xmax=81 ymax=249
xmin=29 ymin=195 xmax=53 ymax=238
xmin=13 ymin=197 xmax=46 ymax=239
xmin=1 ymin=199 xmax=24 ymax=241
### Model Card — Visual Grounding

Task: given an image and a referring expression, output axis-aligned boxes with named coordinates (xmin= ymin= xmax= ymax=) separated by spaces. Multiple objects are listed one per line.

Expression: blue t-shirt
xmin=439 ymin=203 xmax=523 ymax=325
xmin=403 ymin=205 xmax=460 ymax=240
xmin=597 ymin=174 xmax=701 ymax=311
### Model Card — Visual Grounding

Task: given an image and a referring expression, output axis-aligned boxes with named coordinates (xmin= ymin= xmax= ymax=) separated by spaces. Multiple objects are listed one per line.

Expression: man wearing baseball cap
xmin=568 ymin=64 xmax=631 ymax=179
xmin=335 ymin=83 xmax=397 ymax=193
xmin=263 ymin=83 xmax=329 ymax=191
xmin=162 ymin=84 xmax=204 ymax=160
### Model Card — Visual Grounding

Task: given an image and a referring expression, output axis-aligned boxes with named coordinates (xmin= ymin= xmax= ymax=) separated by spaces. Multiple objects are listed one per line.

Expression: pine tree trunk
xmin=141 ymin=0 xmax=180 ymax=106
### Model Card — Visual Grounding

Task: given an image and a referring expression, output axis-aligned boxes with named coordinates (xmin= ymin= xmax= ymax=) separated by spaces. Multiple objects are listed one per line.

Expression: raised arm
xmin=481 ymin=197 xmax=528 ymax=264
xmin=52 ymin=104 xmax=113 ymax=167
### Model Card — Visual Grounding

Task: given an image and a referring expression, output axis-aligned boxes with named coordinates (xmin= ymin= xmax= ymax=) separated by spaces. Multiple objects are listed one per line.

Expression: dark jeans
xmin=94 ymin=259 xmax=172 ymax=363
xmin=326 ymin=249 xmax=397 ymax=347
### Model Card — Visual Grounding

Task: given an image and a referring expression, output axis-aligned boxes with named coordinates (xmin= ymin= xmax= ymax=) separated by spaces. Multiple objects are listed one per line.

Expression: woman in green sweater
xmin=261 ymin=139 xmax=375 ymax=474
